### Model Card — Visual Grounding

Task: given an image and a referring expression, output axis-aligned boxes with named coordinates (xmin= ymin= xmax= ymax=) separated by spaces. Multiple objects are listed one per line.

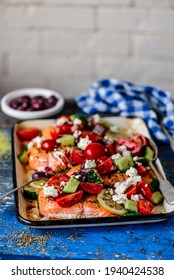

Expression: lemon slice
xmin=97 ymin=189 xmax=127 ymax=215
xmin=26 ymin=170 xmax=47 ymax=190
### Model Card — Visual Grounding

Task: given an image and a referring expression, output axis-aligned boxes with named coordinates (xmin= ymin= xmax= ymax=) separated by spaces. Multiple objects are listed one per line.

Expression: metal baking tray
xmin=12 ymin=116 xmax=174 ymax=228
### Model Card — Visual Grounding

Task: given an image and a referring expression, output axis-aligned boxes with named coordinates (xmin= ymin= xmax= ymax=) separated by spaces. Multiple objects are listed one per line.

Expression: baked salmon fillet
xmin=38 ymin=191 xmax=116 ymax=219
xmin=38 ymin=190 xmax=83 ymax=219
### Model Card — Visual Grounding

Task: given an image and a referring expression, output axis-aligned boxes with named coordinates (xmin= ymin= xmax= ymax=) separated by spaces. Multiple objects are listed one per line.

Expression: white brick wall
xmin=0 ymin=0 xmax=174 ymax=99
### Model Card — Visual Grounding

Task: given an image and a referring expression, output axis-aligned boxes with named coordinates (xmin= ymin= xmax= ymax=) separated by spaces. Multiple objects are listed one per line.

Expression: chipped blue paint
xmin=0 ymin=126 xmax=174 ymax=260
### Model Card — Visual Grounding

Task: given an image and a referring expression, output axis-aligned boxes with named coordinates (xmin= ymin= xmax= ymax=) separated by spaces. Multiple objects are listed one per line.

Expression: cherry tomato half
xmin=84 ymin=143 xmax=106 ymax=160
xmin=17 ymin=128 xmax=40 ymax=141
xmin=136 ymin=165 xmax=148 ymax=176
xmin=56 ymin=190 xmax=83 ymax=207
xmin=124 ymin=185 xmax=137 ymax=199
xmin=71 ymin=149 xmax=86 ymax=165
xmin=81 ymin=131 xmax=98 ymax=142
xmin=96 ymin=158 xmax=113 ymax=175
xmin=47 ymin=174 xmax=70 ymax=192
xmin=138 ymin=199 xmax=155 ymax=215
xmin=97 ymin=155 xmax=109 ymax=164
xmin=51 ymin=129 xmax=60 ymax=140
xmin=105 ymin=143 xmax=116 ymax=156
xmin=131 ymin=145 xmax=145 ymax=157
xmin=137 ymin=181 xmax=152 ymax=200
xmin=117 ymin=138 xmax=135 ymax=151
xmin=41 ymin=139 xmax=58 ymax=152
xmin=59 ymin=124 xmax=73 ymax=135
xmin=132 ymin=134 xmax=149 ymax=146
xmin=80 ymin=182 xmax=103 ymax=194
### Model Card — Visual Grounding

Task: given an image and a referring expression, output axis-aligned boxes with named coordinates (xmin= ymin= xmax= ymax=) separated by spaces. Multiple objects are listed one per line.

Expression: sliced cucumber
xmin=124 ymin=199 xmax=138 ymax=213
xmin=23 ymin=186 xmax=38 ymax=200
xmin=150 ymin=191 xmax=164 ymax=205
xmin=150 ymin=178 xmax=159 ymax=192
xmin=70 ymin=114 xmax=86 ymax=124
xmin=137 ymin=157 xmax=148 ymax=166
xmin=18 ymin=145 xmax=28 ymax=164
xmin=60 ymin=135 xmax=75 ymax=146
xmin=85 ymin=169 xmax=103 ymax=183
xmin=62 ymin=177 xmax=80 ymax=193
xmin=144 ymin=146 xmax=154 ymax=161
xmin=115 ymin=156 xmax=134 ymax=172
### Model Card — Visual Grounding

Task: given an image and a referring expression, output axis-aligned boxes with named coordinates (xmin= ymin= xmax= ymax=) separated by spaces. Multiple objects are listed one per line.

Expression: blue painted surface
xmin=0 ymin=122 xmax=174 ymax=260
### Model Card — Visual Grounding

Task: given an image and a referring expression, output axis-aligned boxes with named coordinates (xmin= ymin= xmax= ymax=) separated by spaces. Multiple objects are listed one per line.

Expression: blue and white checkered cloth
xmin=75 ymin=79 xmax=174 ymax=143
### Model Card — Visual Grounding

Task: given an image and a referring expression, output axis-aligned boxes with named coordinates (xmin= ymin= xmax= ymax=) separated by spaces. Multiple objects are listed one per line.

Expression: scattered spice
xmin=13 ymin=230 xmax=50 ymax=248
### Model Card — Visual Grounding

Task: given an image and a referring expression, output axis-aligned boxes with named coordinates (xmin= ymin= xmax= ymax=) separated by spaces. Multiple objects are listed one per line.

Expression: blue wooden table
xmin=0 ymin=100 xmax=174 ymax=260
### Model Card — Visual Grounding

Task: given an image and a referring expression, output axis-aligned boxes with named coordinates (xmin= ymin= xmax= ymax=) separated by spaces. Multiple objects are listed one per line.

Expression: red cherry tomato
xmin=79 ymin=182 xmax=103 ymax=194
xmin=47 ymin=174 xmax=70 ymax=192
xmin=96 ymin=158 xmax=113 ymax=175
xmin=56 ymin=190 xmax=83 ymax=207
xmin=138 ymin=199 xmax=155 ymax=215
xmin=117 ymin=138 xmax=136 ymax=151
xmin=59 ymin=124 xmax=73 ymax=135
xmin=97 ymin=155 xmax=109 ymax=164
xmin=41 ymin=139 xmax=58 ymax=152
xmin=105 ymin=143 xmax=116 ymax=156
xmin=47 ymin=174 xmax=70 ymax=186
xmin=136 ymin=165 xmax=148 ymax=176
xmin=131 ymin=145 xmax=145 ymax=157
xmin=132 ymin=134 xmax=149 ymax=146
xmin=137 ymin=181 xmax=152 ymax=200
xmin=51 ymin=129 xmax=60 ymax=140
xmin=17 ymin=128 xmax=40 ymax=141
xmin=81 ymin=132 xmax=98 ymax=142
xmin=84 ymin=143 xmax=105 ymax=160
xmin=71 ymin=149 xmax=85 ymax=165
xmin=124 ymin=185 xmax=137 ymax=199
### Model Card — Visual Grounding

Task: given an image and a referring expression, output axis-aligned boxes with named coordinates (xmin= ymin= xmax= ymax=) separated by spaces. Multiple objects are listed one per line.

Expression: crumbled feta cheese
xmin=131 ymin=194 xmax=140 ymax=201
xmin=136 ymin=161 xmax=142 ymax=166
xmin=73 ymin=130 xmax=82 ymax=139
xmin=56 ymin=116 xmax=70 ymax=126
xmin=27 ymin=136 xmax=44 ymax=149
xmin=73 ymin=174 xmax=81 ymax=180
xmin=122 ymin=150 xmax=131 ymax=157
xmin=114 ymin=181 xmax=127 ymax=194
xmin=52 ymin=150 xmax=64 ymax=159
xmin=112 ymin=167 xmax=142 ymax=204
xmin=117 ymin=145 xmax=127 ymax=152
xmin=126 ymin=176 xmax=142 ymax=187
xmin=73 ymin=118 xmax=82 ymax=125
xmin=84 ymin=159 xmax=96 ymax=169
xmin=111 ymin=153 xmax=121 ymax=160
xmin=126 ymin=167 xmax=138 ymax=177
xmin=133 ymin=156 xmax=138 ymax=161
xmin=43 ymin=185 xmax=58 ymax=197
xmin=60 ymin=181 xmax=67 ymax=187
xmin=77 ymin=136 xmax=92 ymax=150
xmin=113 ymin=193 xmax=127 ymax=204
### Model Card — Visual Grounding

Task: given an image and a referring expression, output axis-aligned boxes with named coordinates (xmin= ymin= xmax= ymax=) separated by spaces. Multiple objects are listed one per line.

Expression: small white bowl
xmin=1 ymin=88 xmax=65 ymax=120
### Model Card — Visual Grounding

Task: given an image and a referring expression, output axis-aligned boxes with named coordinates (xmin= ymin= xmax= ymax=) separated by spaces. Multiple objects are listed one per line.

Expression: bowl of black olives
xmin=1 ymin=88 xmax=64 ymax=119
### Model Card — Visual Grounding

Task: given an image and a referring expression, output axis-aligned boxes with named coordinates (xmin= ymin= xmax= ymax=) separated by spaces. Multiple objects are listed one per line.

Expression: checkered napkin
xmin=75 ymin=79 xmax=174 ymax=143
